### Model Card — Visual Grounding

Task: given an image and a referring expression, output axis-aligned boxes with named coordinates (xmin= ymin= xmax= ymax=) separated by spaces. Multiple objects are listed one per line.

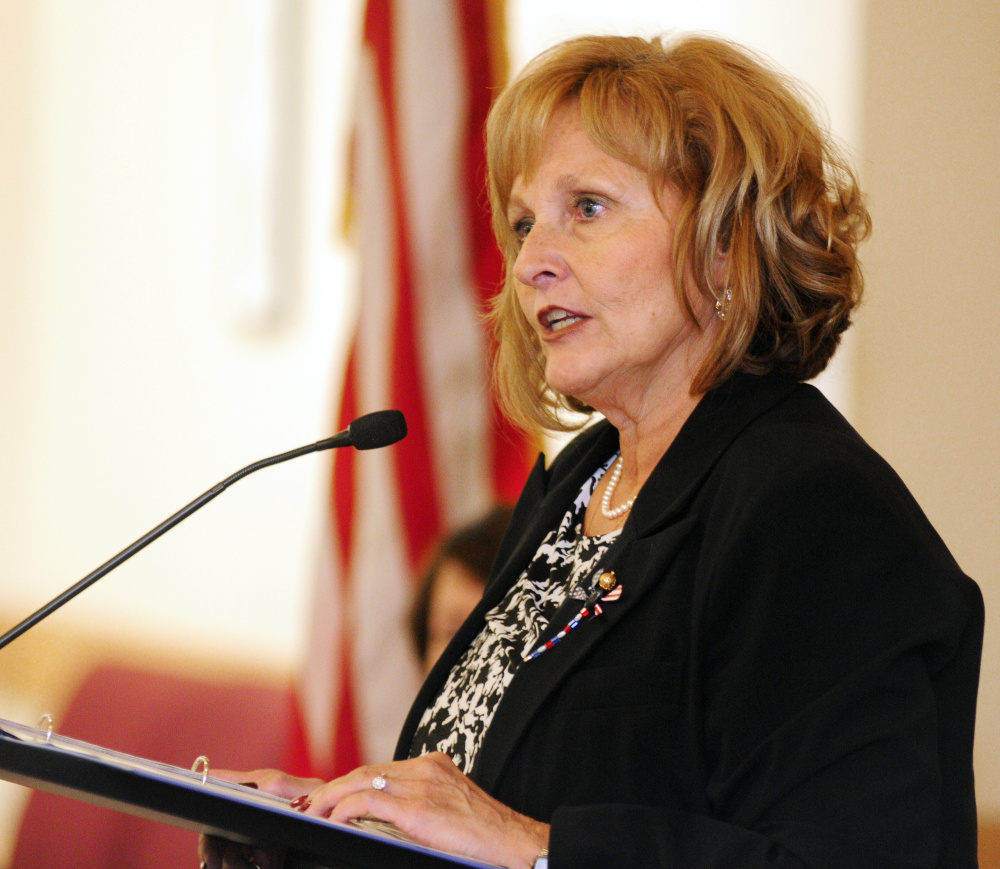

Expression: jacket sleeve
xmin=548 ymin=454 xmax=979 ymax=869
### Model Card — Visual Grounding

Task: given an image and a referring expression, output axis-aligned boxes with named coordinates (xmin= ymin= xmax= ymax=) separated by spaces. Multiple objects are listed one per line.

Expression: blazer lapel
xmin=630 ymin=371 xmax=798 ymax=536
xmin=494 ymin=424 xmax=623 ymax=586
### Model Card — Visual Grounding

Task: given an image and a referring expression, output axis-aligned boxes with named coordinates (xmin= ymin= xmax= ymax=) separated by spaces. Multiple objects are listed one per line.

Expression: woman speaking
xmin=203 ymin=33 xmax=982 ymax=869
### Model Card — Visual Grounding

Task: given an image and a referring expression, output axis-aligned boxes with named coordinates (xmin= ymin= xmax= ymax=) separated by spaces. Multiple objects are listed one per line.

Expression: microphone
xmin=313 ymin=408 xmax=407 ymax=451
xmin=0 ymin=410 xmax=407 ymax=652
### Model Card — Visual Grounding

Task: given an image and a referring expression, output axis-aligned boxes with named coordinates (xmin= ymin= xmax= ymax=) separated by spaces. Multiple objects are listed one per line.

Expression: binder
xmin=0 ymin=717 xmax=498 ymax=869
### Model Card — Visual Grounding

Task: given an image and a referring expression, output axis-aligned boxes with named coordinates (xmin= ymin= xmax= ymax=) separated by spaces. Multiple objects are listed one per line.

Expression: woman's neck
xmin=582 ymin=386 xmax=704 ymax=537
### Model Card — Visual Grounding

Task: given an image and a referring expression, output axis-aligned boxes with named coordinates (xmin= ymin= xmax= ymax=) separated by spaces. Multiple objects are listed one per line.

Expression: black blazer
xmin=396 ymin=373 xmax=983 ymax=869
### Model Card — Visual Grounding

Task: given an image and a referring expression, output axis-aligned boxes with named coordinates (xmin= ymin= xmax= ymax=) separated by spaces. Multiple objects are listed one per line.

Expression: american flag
xmin=287 ymin=0 xmax=532 ymax=780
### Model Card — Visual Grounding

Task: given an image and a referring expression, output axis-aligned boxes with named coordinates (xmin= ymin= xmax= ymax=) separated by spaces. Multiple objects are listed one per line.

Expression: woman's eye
xmin=577 ymin=198 xmax=604 ymax=219
xmin=512 ymin=218 xmax=533 ymax=240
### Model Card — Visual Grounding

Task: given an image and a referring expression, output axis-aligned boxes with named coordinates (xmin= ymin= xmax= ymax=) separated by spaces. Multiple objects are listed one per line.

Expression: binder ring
xmin=191 ymin=755 xmax=210 ymax=785
xmin=38 ymin=714 xmax=54 ymax=743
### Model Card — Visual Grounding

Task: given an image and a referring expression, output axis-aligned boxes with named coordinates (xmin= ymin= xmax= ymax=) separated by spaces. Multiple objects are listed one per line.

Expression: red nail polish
xmin=289 ymin=795 xmax=309 ymax=809
xmin=295 ymin=799 xmax=311 ymax=813
xmin=238 ymin=781 xmax=259 ymax=789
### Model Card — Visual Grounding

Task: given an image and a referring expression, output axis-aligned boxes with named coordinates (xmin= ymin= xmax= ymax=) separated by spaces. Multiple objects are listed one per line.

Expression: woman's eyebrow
xmin=507 ymin=173 xmax=602 ymax=213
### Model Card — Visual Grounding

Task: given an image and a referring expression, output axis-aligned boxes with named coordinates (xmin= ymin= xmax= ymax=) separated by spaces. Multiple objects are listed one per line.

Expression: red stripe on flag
xmin=332 ymin=349 xmax=363 ymax=777
xmin=282 ymin=687 xmax=316 ymax=779
xmin=389 ymin=261 xmax=443 ymax=569
xmin=456 ymin=1 xmax=538 ymax=500
xmin=366 ymin=0 xmax=443 ymax=570
xmin=332 ymin=349 xmax=359 ymax=567
xmin=330 ymin=634 xmax=363 ymax=779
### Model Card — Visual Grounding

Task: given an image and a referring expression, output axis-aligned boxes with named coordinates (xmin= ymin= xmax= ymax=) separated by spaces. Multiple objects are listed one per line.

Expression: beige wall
xmin=856 ymin=0 xmax=1000 ymax=814
xmin=0 ymin=1 xmax=359 ymax=674
xmin=0 ymin=0 xmax=38 ymax=519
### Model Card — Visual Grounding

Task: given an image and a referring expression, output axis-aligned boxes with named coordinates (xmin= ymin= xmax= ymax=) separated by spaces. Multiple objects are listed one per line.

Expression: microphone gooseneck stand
xmin=0 ymin=409 xmax=407 ymax=652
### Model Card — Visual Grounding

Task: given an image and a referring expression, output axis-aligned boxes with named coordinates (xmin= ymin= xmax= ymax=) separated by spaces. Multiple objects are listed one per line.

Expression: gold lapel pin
xmin=598 ymin=571 xmax=617 ymax=591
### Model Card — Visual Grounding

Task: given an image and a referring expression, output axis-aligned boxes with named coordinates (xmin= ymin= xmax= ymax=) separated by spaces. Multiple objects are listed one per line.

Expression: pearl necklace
xmin=600 ymin=454 xmax=635 ymax=520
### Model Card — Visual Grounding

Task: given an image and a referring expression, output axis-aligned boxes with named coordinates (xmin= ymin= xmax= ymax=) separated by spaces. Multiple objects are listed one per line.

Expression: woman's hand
xmin=206 ymin=767 xmax=324 ymax=800
xmin=198 ymin=768 xmax=324 ymax=869
xmin=294 ymin=753 xmax=549 ymax=869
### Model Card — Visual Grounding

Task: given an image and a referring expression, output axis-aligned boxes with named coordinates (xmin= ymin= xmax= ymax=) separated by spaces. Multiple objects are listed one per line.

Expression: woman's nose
xmin=512 ymin=223 xmax=567 ymax=289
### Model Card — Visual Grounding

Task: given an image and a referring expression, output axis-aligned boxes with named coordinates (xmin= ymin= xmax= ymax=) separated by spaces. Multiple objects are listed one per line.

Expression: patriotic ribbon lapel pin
xmin=524 ymin=572 xmax=623 ymax=661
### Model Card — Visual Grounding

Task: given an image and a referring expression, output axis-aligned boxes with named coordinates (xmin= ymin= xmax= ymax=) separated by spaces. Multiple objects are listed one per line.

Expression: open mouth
xmin=539 ymin=307 xmax=586 ymax=333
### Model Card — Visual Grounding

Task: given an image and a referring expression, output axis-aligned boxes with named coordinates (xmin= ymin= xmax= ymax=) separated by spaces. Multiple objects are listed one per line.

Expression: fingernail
xmin=289 ymin=794 xmax=309 ymax=809
xmin=238 ymin=781 xmax=259 ymax=789
xmin=295 ymin=799 xmax=311 ymax=812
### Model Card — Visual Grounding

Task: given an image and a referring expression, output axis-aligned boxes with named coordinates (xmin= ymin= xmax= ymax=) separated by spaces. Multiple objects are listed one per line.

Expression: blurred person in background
xmin=410 ymin=506 xmax=515 ymax=676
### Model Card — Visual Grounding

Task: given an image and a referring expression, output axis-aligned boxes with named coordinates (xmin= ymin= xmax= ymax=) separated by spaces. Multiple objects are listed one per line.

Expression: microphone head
xmin=348 ymin=410 xmax=407 ymax=450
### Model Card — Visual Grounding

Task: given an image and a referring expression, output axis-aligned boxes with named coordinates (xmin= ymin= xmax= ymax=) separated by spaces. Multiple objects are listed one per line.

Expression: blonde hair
xmin=486 ymin=34 xmax=871 ymax=433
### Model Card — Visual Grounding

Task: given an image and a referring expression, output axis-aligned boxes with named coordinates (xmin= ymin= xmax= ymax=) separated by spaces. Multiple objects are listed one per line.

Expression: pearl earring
xmin=715 ymin=287 xmax=733 ymax=320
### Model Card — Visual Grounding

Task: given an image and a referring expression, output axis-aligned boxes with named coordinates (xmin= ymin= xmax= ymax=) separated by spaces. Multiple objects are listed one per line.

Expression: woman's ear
xmin=712 ymin=243 xmax=729 ymax=290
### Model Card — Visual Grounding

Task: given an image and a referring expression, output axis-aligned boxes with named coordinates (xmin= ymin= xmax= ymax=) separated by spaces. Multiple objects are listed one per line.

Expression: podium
xmin=0 ymin=718 xmax=496 ymax=869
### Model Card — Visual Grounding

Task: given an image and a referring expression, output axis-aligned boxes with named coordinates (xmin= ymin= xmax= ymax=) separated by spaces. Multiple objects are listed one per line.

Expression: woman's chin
xmin=546 ymin=372 xmax=601 ymax=409
xmin=544 ymin=349 xmax=607 ymax=389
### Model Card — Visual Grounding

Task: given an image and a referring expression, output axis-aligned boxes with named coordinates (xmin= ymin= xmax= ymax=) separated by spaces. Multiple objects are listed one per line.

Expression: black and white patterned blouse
xmin=408 ymin=455 xmax=621 ymax=773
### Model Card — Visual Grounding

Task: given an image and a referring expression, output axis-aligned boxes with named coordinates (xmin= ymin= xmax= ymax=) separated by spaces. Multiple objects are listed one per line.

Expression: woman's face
xmin=507 ymin=103 xmax=717 ymax=419
xmin=424 ymin=559 xmax=486 ymax=675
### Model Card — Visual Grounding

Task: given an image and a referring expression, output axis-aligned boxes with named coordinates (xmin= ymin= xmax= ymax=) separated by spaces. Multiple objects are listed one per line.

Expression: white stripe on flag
xmin=397 ymin=0 xmax=492 ymax=532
